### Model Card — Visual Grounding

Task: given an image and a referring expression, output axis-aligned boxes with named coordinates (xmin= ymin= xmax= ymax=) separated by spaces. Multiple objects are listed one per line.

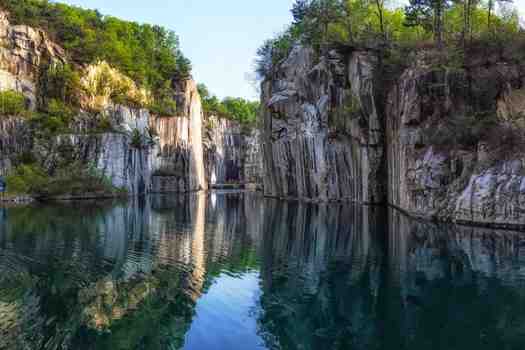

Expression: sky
xmin=53 ymin=0 xmax=295 ymax=101
xmin=54 ymin=0 xmax=524 ymax=101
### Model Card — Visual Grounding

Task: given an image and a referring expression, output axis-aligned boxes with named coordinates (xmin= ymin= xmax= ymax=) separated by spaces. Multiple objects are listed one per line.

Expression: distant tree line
xmin=198 ymin=84 xmax=259 ymax=126
xmin=256 ymin=0 xmax=522 ymax=78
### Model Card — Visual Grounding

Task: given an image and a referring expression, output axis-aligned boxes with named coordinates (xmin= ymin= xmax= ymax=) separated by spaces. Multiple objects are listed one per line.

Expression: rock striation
xmin=262 ymin=45 xmax=525 ymax=227
xmin=203 ymin=116 xmax=245 ymax=186
xmin=0 ymin=10 xmax=207 ymax=196
xmin=261 ymin=46 xmax=385 ymax=202
xmin=202 ymin=116 xmax=263 ymax=189
xmin=387 ymin=52 xmax=525 ymax=227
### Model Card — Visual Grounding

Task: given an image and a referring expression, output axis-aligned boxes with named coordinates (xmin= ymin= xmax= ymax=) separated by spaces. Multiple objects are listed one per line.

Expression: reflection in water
xmin=1 ymin=193 xmax=525 ymax=349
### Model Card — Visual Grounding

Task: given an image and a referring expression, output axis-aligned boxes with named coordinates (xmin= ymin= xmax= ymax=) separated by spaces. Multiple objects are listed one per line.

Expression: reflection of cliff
xmin=258 ymin=202 xmax=525 ymax=350
xmin=0 ymin=193 xmax=261 ymax=349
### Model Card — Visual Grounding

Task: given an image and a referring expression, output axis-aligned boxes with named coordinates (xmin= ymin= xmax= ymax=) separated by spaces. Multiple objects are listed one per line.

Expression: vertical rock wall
xmin=204 ymin=116 xmax=244 ymax=185
xmin=386 ymin=55 xmax=525 ymax=227
xmin=149 ymin=79 xmax=207 ymax=193
xmin=261 ymin=46 xmax=385 ymax=202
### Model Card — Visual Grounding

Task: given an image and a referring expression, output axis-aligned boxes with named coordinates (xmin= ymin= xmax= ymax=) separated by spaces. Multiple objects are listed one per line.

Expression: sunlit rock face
xmin=387 ymin=52 xmax=525 ymax=227
xmin=244 ymin=129 xmax=264 ymax=188
xmin=0 ymin=10 xmax=65 ymax=108
xmin=0 ymin=12 xmax=207 ymax=195
xmin=203 ymin=116 xmax=264 ymax=188
xmin=149 ymin=80 xmax=207 ymax=193
xmin=261 ymin=46 xmax=386 ymax=202
xmin=263 ymin=44 xmax=525 ymax=227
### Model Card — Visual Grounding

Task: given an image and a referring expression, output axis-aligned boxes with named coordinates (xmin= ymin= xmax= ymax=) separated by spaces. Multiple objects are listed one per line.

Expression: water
xmin=1 ymin=192 xmax=525 ymax=350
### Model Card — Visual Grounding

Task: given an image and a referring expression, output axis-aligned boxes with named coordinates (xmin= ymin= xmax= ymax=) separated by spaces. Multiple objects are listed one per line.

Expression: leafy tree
xmin=198 ymin=84 xmax=259 ymax=126
xmin=0 ymin=90 xmax=28 ymax=117
xmin=0 ymin=0 xmax=192 ymax=111
xmin=404 ymin=0 xmax=451 ymax=46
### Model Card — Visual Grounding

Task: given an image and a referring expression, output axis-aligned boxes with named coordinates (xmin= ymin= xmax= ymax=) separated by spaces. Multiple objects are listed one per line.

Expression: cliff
xmin=387 ymin=51 xmax=525 ymax=228
xmin=203 ymin=115 xmax=263 ymax=188
xmin=261 ymin=46 xmax=385 ymax=202
xmin=0 ymin=10 xmax=207 ymax=196
xmin=262 ymin=45 xmax=525 ymax=227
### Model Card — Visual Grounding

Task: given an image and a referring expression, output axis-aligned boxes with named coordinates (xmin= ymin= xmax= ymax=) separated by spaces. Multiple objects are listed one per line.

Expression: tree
xmin=405 ymin=0 xmax=450 ymax=46
xmin=487 ymin=0 xmax=513 ymax=33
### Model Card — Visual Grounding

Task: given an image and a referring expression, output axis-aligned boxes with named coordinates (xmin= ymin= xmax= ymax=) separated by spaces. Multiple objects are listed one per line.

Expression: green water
xmin=0 ymin=192 xmax=524 ymax=349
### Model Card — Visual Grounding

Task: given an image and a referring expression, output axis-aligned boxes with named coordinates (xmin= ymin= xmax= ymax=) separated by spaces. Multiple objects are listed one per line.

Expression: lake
xmin=1 ymin=191 xmax=524 ymax=349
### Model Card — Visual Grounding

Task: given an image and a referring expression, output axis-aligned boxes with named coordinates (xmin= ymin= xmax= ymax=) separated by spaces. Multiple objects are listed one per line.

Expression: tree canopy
xmin=256 ymin=0 xmax=523 ymax=79
xmin=0 ymin=0 xmax=192 ymax=103
xmin=198 ymin=84 xmax=259 ymax=126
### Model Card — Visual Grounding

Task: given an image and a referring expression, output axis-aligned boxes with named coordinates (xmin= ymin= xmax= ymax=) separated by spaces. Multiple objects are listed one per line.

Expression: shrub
xmin=5 ymin=162 xmax=125 ymax=197
xmin=0 ymin=90 xmax=28 ymax=117
xmin=96 ymin=116 xmax=113 ymax=132
xmin=80 ymin=62 xmax=152 ymax=112
xmin=148 ymin=99 xmax=177 ymax=116
xmin=5 ymin=164 xmax=49 ymax=194
xmin=38 ymin=62 xmax=81 ymax=108
xmin=130 ymin=129 xmax=142 ymax=148
xmin=40 ymin=163 xmax=121 ymax=197
xmin=29 ymin=99 xmax=75 ymax=134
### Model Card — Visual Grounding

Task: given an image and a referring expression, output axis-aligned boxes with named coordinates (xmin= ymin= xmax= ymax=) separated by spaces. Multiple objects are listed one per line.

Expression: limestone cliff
xmin=387 ymin=51 xmax=525 ymax=228
xmin=0 ymin=10 xmax=64 ymax=109
xmin=203 ymin=115 xmax=263 ymax=188
xmin=261 ymin=46 xmax=385 ymax=202
xmin=262 ymin=44 xmax=525 ymax=228
xmin=203 ymin=116 xmax=244 ymax=185
xmin=0 ymin=10 xmax=207 ymax=196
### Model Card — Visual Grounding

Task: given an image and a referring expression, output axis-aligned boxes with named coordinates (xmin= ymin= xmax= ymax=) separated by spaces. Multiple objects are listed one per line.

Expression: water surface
xmin=1 ymin=192 xmax=525 ymax=349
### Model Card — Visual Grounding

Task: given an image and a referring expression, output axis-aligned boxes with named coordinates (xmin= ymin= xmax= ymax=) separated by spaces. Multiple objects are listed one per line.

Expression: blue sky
xmin=54 ymin=0 xmax=524 ymax=100
xmin=54 ymin=0 xmax=295 ymax=100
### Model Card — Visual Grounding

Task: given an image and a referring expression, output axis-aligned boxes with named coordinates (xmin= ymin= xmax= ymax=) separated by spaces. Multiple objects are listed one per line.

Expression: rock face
xmin=0 ymin=10 xmax=65 ymax=108
xmin=0 ymin=11 xmax=207 ymax=195
xmin=262 ymin=45 xmax=525 ymax=227
xmin=202 ymin=116 xmax=263 ymax=188
xmin=0 ymin=117 xmax=31 ymax=176
xmin=261 ymin=46 xmax=385 ymax=202
xmin=204 ymin=116 xmax=244 ymax=185
xmin=244 ymin=129 xmax=263 ymax=188
xmin=150 ymin=79 xmax=207 ymax=193
xmin=387 ymin=53 xmax=525 ymax=227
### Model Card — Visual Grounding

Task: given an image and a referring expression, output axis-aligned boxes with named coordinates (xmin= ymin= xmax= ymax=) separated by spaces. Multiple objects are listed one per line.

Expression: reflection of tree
xmin=258 ymin=202 xmax=525 ymax=350
xmin=258 ymin=201 xmax=386 ymax=350
xmin=0 ymin=193 xmax=263 ymax=349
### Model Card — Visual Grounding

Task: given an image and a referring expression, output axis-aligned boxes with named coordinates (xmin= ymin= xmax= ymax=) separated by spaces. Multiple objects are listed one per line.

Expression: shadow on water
xmin=0 ymin=193 xmax=525 ymax=349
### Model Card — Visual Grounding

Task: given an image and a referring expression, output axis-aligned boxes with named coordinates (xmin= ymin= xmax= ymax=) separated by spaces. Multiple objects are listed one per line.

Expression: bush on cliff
xmin=0 ymin=90 xmax=29 ymax=117
xmin=6 ymin=162 xmax=124 ymax=198
xmin=5 ymin=164 xmax=49 ymax=194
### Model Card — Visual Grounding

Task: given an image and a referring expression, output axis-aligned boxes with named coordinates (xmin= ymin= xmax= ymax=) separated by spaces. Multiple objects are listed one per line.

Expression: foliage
xmin=5 ymin=164 xmax=49 ymax=194
xmin=198 ymin=83 xmax=260 ymax=126
xmin=0 ymin=0 xmax=191 ymax=109
xmin=147 ymin=81 xmax=177 ymax=115
xmin=255 ymin=0 xmax=523 ymax=80
xmin=5 ymin=162 xmax=124 ymax=197
xmin=130 ymin=129 xmax=143 ymax=148
xmin=80 ymin=61 xmax=152 ymax=112
xmin=0 ymin=90 xmax=28 ymax=117
xmin=29 ymin=99 xmax=75 ymax=135
xmin=38 ymin=61 xmax=81 ymax=108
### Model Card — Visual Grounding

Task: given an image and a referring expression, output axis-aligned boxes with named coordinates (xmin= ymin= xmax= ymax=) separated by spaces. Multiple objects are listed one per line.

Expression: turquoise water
xmin=1 ymin=192 xmax=525 ymax=349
